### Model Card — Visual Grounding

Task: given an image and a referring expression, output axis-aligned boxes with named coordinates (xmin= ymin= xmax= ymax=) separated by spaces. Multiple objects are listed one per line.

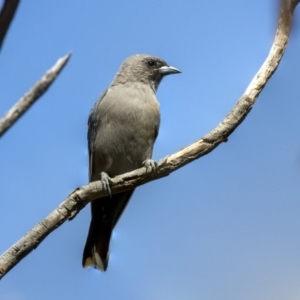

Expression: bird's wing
xmin=87 ymin=90 xmax=107 ymax=181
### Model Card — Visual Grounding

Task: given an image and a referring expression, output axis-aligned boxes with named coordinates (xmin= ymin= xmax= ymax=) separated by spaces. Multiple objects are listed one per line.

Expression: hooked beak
xmin=158 ymin=65 xmax=181 ymax=75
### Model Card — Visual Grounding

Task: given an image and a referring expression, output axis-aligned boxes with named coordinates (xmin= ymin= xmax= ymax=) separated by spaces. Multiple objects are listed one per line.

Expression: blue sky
xmin=1 ymin=1 xmax=300 ymax=299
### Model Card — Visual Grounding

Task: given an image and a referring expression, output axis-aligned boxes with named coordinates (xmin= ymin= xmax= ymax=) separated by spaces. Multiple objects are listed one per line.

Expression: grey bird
xmin=82 ymin=54 xmax=180 ymax=271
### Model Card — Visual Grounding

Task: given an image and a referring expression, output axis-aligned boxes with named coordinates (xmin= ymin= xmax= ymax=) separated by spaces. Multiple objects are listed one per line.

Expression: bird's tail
xmin=82 ymin=191 xmax=134 ymax=271
xmin=82 ymin=214 xmax=111 ymax=270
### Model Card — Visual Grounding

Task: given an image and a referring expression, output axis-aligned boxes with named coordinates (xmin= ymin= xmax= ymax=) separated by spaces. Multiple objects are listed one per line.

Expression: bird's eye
xmin=147 ymin=60 xmax=156 ymax=67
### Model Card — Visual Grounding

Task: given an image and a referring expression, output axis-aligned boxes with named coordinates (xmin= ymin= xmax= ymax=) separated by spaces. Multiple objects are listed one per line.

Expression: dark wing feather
xmin=87 ymin=90 xmax=107 ymax=180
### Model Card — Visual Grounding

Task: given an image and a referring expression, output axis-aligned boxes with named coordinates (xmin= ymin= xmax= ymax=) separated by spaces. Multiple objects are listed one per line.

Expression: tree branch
xmin=0 ymin=0 xmax=298 ymax=280
xmin=0 ymin=53 xmax=71 ymax=138
xmin=0 ymin=0 xmax=19 ymax=51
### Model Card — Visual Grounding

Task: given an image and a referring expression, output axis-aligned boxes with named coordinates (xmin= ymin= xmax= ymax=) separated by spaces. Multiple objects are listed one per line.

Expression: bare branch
xmin=0 ymin=0 xmax=299 ymax=280
xmin=0 ymin=0 xmax=19 ymax=51
xmin=0 ymin=53 xmax=71 ymax=138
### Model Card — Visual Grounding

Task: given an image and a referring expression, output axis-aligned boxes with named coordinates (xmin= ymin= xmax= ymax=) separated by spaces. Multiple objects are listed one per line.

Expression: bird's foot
xmin=143 ymin=159 xmax=158 ymax=173
xmin=101 ymin=172 xmax=113 ymax=198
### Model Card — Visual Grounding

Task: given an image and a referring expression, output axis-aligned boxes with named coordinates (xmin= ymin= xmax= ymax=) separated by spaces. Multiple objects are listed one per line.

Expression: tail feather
xmin=82 ymin=190 xmax=134 ymax=271
xmin=82 ymin=217 xmax=111 ymax=270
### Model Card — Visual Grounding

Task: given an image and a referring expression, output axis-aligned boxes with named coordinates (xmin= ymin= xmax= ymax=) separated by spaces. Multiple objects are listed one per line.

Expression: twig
xmin=0 ymin=0 xmax=298 ymax=280
xmin=0 ymin=0 xmax=20 ymax=51
xmin=0 ymin=53 xmax=71 ymax=138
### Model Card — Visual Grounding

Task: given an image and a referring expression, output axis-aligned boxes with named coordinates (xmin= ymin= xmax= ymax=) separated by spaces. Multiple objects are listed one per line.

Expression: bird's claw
xmin=143 ymin=159 xmax=157 ymax=173
xmin=101 ymin=172 xmax=113 ymax=198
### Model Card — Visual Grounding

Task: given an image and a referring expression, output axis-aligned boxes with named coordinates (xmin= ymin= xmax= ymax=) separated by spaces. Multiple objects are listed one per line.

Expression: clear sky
xmin=1 ymin=1 xmax=300 ymax=299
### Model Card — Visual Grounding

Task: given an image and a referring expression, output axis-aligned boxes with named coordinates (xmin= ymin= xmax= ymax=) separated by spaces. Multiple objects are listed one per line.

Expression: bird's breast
xmin=93 ymin=84 xmax=160 ymax=175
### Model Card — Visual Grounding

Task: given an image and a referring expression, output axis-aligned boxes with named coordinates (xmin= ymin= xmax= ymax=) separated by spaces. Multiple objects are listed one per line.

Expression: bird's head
xmin=112 ymin=54 xmax=181 ymax=91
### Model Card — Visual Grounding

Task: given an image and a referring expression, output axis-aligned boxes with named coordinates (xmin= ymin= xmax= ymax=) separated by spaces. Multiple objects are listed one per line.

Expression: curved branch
xmin=0 ymin=53 xmax=71 ymax=138
xmin=0 ymin=0 xmax=19 ymax=51
xmin=0 ymin=0 xmax=298 ymax=280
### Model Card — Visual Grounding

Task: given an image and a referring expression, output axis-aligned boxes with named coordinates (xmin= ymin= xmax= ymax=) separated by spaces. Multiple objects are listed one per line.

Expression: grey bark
xmin=0 ymin=54 xmax=71 ymax=138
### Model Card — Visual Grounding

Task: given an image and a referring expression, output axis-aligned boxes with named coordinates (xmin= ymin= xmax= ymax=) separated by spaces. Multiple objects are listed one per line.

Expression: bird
xmin=82 ymin=54 xmax=180 ymax=271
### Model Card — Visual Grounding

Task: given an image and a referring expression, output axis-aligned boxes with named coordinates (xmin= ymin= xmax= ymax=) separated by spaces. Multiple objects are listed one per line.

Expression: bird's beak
xmin=158 ymin=65 xmax=181 ymax=75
